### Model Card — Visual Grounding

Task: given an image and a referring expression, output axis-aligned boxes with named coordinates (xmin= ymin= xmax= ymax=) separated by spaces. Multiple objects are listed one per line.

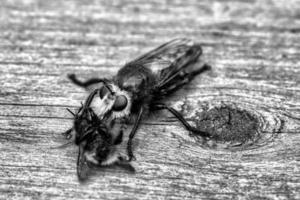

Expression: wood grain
xmin=0 ymin=0 xmax=300 ymax=199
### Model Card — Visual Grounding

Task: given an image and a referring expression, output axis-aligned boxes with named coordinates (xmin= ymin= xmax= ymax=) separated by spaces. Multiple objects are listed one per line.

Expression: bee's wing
xmin=132 ymin=38 xmax=203 ymax=83
xmin=77 ymin=145 xmax=89 ymax=181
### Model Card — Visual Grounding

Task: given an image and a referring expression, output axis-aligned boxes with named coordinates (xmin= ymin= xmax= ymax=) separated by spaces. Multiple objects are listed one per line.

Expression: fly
xmin=64 ymin=38 xmax=211 ymax=179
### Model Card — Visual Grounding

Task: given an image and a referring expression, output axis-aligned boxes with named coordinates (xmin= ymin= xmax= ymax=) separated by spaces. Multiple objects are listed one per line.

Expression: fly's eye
xmin=99 ymin=85 xmax=112 ymax=99
xmin=112 ymin=95 xmax=128 ymax=111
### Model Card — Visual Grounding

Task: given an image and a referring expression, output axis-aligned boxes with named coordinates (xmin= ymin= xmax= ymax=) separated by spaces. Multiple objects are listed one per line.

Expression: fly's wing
xmin=133 ymin=38 xmax=199 ymax=64
xmin=131 ymin=38 xmax=207 ymax=98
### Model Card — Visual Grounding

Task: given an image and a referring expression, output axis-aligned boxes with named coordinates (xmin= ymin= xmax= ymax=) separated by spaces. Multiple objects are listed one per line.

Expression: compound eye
xmin=112 ymin=95 xmax=128 ymax=111
xmin=99 ymin=85 xmax=112 ymax=99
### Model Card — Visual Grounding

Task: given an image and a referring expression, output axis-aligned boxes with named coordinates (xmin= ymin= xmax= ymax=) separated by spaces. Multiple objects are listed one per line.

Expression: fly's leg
xmin=152 ymin=103 xmax=210 ymax=138
xmin=127 ymin=107 xmax=144 ymax=161
xmin=68 ymin=74 xmax=105 ymax=88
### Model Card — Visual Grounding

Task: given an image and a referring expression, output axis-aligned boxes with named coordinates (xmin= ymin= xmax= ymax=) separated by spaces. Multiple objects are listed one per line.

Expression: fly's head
xmin=89 ymin=83 xmax=132 ymax=120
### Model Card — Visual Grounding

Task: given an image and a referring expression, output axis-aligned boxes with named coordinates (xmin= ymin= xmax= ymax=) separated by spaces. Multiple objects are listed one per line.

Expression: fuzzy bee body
xmin=65 ymin=38 xmax=211 ymax=180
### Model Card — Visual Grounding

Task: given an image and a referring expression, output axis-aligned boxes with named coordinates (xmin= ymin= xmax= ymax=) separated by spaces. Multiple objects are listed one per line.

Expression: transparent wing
xmin=130 ymin=38 xmax=203 ymax=85
xmin=132 ymin=38 xmax=197 ymax=64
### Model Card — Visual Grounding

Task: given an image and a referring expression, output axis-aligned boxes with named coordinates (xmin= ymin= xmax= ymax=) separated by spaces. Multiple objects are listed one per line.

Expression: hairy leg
xmin=152 ymin=103 xmax=210 ymax=137
xmin=68 ymin=74 xmax=106 ymax=88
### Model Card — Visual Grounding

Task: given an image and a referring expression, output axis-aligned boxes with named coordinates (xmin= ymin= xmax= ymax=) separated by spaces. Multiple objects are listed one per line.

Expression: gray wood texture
xmin=0 ymin=0 xmax=300 ymax=199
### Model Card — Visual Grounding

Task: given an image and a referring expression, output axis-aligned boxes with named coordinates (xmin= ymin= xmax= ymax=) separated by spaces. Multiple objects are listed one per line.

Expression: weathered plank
xmin=0 ymin=0 xmax=300 ymax=199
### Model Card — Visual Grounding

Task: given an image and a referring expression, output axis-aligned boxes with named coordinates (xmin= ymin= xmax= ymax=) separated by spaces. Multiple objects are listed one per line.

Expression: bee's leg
xmin=114 ymin=130 xmax=123 ymax=145
xmin=152 ymin=103 xmax=210 ymax=138
xmin=62 ymin=128 xmax=73 ymax=140
xmin=116 ymin=155 xmax=135 ymax=172
xmin=68 ymin=74 xmax=105 ymax=88
xmin=127 ymin=107 xmax=144 ymax=161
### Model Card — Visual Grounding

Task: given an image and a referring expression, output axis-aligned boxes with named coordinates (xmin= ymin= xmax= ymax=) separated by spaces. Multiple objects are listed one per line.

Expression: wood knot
xmin=187 ymin=104 xmax=284 ymax=150
xmin=195 ymin=106 xmax=259 ymax=146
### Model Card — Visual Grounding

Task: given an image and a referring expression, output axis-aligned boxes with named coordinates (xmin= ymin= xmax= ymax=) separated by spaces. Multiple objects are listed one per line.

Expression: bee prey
xmin=64 ymin=90 xmax=130 ymax=180
xmin=64 ymin=38 xmax=211 ymax=179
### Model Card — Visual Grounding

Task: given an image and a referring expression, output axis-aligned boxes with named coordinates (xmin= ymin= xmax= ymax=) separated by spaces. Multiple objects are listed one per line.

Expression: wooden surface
xmin=1 ymin=0 xmax=300 ymax=199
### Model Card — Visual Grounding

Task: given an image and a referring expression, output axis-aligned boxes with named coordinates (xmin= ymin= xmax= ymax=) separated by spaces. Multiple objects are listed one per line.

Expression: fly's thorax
xmin=116 ymin=64 xmax=157 ymax=100
xmin=89 ymin=83 xmax=132 ymax=120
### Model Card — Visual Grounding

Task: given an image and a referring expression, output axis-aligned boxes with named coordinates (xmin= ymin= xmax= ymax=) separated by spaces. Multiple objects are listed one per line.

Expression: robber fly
xmin=65 ymin=38 xmax=211 ymax=179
